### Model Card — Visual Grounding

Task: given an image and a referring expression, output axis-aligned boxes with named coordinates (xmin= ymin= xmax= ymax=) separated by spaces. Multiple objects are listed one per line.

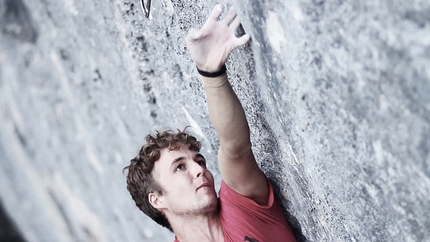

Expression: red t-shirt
xmin=174 ymin=179 xmax=296 ymax=242
xmin=219 ymin=179 xmax=296 ymax=242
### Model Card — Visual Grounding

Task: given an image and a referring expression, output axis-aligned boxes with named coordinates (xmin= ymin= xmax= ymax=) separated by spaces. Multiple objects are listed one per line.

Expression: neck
xmin=171 ymin=212 xmax=223 ymax=242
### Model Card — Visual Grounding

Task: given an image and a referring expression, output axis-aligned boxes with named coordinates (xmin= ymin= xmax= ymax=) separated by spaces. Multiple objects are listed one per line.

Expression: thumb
xmin=186 ymin=28 xmax=203 ymax=42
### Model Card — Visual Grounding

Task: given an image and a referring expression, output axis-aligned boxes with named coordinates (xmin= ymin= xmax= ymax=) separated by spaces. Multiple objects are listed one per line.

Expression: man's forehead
xmin=160 ymin=146 xmax=198 ymax=158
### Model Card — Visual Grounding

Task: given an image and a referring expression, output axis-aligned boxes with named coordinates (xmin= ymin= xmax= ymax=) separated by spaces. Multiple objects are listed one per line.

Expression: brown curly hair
xmin=123 ymin=128 xmax=201 ymax=232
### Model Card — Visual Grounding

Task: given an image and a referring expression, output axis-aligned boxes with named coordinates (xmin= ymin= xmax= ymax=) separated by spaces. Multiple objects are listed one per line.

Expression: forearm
xmin=200 ymin=73 xmax=251 ymax=156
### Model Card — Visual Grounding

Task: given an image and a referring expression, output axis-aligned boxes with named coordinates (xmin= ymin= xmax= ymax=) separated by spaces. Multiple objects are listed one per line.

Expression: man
xmin=125 ymin=4 xmax=296 ymax=242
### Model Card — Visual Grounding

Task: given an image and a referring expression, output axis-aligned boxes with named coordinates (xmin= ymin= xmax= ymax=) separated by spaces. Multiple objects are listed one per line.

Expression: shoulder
xmin=218 ymin=148 xmax=269 ymax=204
xmin=218 ymin=179 xmax=297 ymax=242
xmin=219 ymin=178 xmax=274 ymax=209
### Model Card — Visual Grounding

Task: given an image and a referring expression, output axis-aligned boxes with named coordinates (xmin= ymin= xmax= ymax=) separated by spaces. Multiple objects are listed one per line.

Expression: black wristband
xmin=197 ymin=65 xmax=227 ymax=78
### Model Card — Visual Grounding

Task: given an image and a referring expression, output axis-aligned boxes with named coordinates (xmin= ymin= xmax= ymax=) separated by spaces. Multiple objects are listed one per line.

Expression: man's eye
xmin=175 ymin=164 xmax=184 ymax=171
xmin=197 ymin=160 xmax=206 ymax=167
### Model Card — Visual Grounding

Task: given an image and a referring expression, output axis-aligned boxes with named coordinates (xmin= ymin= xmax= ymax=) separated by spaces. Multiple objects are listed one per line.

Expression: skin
xmin=150 ymin=4 xmax=269 ymax=241
xmin=150 ymin=146 xmax=217 ymax=217
xmin=186 ymin=4 xmax=268 ymax=205
xmin=149 ymin=146 xmax=224 ymax=241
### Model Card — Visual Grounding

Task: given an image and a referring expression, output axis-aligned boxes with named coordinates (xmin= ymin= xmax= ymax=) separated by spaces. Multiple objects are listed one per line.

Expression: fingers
xmin=208 ymin=4 xmax=224 ymax=21
xmin=234 ymin=34 xmax=251 ymax=47
xmin=227 ymin=9 xmax=247 ymax=45
xmin=229 ymin=15 xmax=241 ymax=30
xmin=222 ymin=6 xmax=237 ymax=25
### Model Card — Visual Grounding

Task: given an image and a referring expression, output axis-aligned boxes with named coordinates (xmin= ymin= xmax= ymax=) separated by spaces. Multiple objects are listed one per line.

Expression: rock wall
xmin=1 ymin=0 xmax=429 ymax=241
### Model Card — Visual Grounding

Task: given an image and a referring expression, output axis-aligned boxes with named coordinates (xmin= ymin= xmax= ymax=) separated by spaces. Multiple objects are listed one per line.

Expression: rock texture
xmin=1 ymin=0 xmax=429 ymax=241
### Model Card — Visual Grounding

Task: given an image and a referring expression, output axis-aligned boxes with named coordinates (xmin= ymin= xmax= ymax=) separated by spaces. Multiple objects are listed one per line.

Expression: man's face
xmin=151 ymin=145 xmax=218 ymax=217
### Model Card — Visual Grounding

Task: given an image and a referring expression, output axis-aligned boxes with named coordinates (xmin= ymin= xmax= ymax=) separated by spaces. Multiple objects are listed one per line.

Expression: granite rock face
xmin=1 ymin=0 xmax=429 ymax=241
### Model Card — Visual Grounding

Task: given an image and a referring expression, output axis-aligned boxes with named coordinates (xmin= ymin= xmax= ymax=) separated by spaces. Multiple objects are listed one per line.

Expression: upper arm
xmin=218 ymin=144 xmax=269 ymax=205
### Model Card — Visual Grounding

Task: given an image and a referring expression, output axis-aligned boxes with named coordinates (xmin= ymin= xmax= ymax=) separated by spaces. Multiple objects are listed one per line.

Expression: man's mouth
xmin=196 ymin=182 xmax=211 ymax=191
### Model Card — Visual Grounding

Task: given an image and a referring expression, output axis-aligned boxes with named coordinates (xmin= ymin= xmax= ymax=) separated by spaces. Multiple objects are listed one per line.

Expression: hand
xmin=185 ymin=4 xmax=251 ymax=73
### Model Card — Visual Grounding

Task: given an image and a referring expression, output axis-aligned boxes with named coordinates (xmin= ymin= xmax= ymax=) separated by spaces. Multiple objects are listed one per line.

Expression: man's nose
xmin=191 ymin=161 xmax=205 ymax=178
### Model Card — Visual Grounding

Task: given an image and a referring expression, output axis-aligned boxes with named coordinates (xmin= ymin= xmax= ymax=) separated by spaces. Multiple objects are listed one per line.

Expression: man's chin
xmin=199 ymin=195 xmax=219 ymax=214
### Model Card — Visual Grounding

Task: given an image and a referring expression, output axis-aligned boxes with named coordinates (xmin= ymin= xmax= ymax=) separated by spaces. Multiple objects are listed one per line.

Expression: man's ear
xmin=148 ymin=192 xmax=165 ymax=210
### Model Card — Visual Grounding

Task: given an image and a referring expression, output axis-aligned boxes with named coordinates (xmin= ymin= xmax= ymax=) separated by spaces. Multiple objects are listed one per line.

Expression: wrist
xmin=200 ymin=71 xmax=228 ymax=88
xmin=197 ymin=65 xmax=226 ymax=78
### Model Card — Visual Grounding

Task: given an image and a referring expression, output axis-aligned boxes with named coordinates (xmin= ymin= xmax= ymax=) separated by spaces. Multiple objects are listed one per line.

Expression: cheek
xmin=206 ymin=169 xmax=215 ymax=181
xmin=172 ymin=174 xmax=193 ymax=189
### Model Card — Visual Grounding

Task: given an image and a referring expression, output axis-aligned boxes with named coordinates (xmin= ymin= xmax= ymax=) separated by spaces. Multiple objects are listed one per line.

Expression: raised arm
xmin=186 ymin=5 xmax=269 ymax=204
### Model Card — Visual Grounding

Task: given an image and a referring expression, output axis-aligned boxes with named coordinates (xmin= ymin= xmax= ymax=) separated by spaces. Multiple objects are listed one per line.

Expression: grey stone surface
xmin=1 ymin=0 xmax=429 ymax=241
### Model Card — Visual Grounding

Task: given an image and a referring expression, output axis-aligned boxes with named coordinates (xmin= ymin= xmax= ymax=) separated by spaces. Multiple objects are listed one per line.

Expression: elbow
xmin=219 ymin=140 xmax=253 ymax=160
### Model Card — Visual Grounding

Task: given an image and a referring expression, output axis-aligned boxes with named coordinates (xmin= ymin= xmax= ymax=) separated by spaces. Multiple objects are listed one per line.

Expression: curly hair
xmin=123 ymin=128 xmax=201 ymax=232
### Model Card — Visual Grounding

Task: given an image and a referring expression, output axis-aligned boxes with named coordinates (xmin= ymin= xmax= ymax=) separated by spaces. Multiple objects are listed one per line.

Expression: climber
xmin=124 ymin=4 xmax=296 ymax=242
